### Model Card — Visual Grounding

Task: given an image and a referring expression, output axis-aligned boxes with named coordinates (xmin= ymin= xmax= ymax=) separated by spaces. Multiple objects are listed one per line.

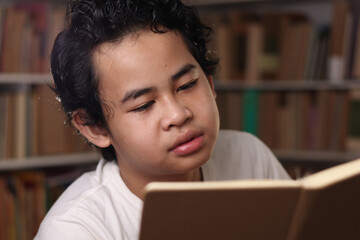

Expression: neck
xmin=119 ymin=167 xmax=203 ymax=200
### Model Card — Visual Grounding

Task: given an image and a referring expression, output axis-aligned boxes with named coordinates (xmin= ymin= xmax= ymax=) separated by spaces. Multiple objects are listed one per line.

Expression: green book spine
xmin=242 ymin=89 xmax=259 ymax=136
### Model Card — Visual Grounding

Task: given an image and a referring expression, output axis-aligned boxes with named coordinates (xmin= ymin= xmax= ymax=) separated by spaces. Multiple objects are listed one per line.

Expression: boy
xmin=35 ymin=0 xmax=289 ymax=239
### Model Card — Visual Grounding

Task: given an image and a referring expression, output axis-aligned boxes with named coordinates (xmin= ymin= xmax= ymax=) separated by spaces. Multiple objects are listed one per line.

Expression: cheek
xmin=108 ymin=115 xmax=159 ymax=153
xmin=195 ymin=90 xmax=219 ymax=123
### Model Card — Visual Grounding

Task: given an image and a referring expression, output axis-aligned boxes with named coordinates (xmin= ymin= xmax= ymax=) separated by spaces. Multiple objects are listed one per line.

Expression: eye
xmin=176 ymin=79 xmax=198 ymax=93
xmin=132 ymin=101 xmax=155 ymax=113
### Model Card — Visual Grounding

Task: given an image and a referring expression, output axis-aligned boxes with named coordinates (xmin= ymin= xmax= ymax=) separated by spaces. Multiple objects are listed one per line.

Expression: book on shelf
xmin=216 ymin=89 xmax=352 ymax=152
xmin=31 ymin=85 xmax=91 ymax=156
xmin=0 ymin=173 xmax=44 ymax=240
xmin=0 ymin=7 xmax=5 ymax=56
xmin=0 ymin=3 xmax=66 ymax=73
xmin=261 ymin=13 xmax=282 ymax=80
xmin=45 ymin=5 xmax=66 ymax=72
xmin=215 ymin=90 xmax=260 ymax=136
xmin=2 ymin=91 xmax=24 ymax=159
xmin=315 ymin=90 xmax=350 ymax=151
xmin=13 ymin=88 xmax=28 ymax=158
xmin=328 ymin=0 xmax=352 ymax=82
xmin=215 ymin=91 xmax=229 ymax=130
xmin=311 ymin=26 xmax=330 ymax=81
xmin=274 ymin=92 xmax=293 ymax=150
xmin=278 ymin=15 xmax=313 ymax=81
xmin=0 ymin=168 xmax=91 ymax=240
xmin=258 ymin=91 xmax=278 ymax=149
xmin=347 ymin=89 xmax=360 ymax=150
xmin=245 ymin=21 xmax=263 ymax=83
xmin=224 ymin=92 xmax=242 ymax=131
xmin=352 ymin=14 xmax=360 ymax=79
xmin=242 ymin=89 xmax=259 ymax=136
xmin=0 ymin=85 xmax=91 ymax=160
xmin=331 ymin=91 xmax=350 ymax=151
xmin=1 ymin=7 xmax=28 ymax=72
xmin=203 ymin=0 xmax=360 ymax=83
xmin=230 ymin=12 xmax=264 ymax=82
xmin=206 ymin=14 xmax=237 ymax=81
xmin=139 ymin=158 xmax=360 ymax=240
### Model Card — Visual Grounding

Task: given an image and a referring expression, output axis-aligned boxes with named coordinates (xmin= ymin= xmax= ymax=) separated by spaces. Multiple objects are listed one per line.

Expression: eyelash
xmin=131 ymin=80 xmax=198 ymax=113
xmin=132 ymin=101 xmax=155 ymax=113
xmin=176 ymin=79 xmax=198 ymax=93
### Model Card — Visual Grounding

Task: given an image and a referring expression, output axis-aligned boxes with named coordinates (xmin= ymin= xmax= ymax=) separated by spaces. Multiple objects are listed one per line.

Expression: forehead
xmin=93 ymin=30 xmax=193 ymax=76
xmin=92 ymin=30 xmax=198 ymax=94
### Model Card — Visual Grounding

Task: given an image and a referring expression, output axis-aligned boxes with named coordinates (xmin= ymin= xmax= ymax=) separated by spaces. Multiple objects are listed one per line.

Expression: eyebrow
xmin=121 ymin=87 xmax=155 ymax=104
xmin=171 ymin=63 xmax=196 ymax=82
xmin=121 ymin=63 xmax=196 ymax=104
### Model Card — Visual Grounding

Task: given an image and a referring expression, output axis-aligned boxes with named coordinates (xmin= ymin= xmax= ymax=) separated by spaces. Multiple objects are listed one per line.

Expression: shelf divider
xmin=0 ymin=73 xmax=52 ymax=85
xmin=0 ymin=151 xmax=101 ymax=171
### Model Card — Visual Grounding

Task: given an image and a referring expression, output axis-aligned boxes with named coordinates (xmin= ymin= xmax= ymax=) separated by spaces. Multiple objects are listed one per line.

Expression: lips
xmin=169 ymin=131 xmax=204 ymax=156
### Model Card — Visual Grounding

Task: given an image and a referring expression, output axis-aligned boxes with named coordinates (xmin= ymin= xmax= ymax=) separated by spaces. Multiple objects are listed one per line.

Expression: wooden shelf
xmin=185 ymin=0 xmax=274 ymax=5
xmin=0 ymin=151 xmax=100 ymax=171
xmin=214 ymin=80 xmax=360 ymax=91
xmin=0 ymin=73 xmax=52 ymax=85
xmin=275 ymin=150 xmax=360 ymax=165
xmin=185 ymin=0 xmax=330 ymax=6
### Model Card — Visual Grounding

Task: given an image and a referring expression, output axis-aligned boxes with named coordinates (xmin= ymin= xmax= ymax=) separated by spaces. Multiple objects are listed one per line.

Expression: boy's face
xmin=94 ymin=30 xmax=219 ymax=182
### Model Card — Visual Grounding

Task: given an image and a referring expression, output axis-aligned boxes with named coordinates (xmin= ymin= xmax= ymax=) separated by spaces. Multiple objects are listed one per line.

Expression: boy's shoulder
xmin=205 ymin=129 xmax=289 ymax=180
xmin=40 ymin=160 xmax=115 ymax=224
xmin=215 ymin=129 xmax=265 ymax=155
xmin=36 ymin=159 xmax=143 ymax=239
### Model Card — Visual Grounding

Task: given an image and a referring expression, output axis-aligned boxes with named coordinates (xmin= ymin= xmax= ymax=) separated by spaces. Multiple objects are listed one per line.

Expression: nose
xmin=160 ymin=97 xmax=193 ymax=130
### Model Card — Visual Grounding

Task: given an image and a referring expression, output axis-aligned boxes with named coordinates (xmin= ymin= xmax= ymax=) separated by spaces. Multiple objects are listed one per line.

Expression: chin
xmin=192 ymin=149 xmax=212 ymax=168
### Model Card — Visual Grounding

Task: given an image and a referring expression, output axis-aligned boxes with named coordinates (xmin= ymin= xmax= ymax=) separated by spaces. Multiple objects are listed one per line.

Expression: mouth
xmin=169 ymin=131 xmax=204 ymax=156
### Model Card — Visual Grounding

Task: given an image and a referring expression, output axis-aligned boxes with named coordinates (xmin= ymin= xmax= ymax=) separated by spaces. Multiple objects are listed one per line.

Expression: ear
xmin=72 ymin=109 xmax=111 ymax=148
xmin=206 ymin=75 xmax=217 ymax=98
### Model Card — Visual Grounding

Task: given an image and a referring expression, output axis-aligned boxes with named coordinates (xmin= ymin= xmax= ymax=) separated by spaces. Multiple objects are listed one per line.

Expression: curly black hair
xmin=51 ymin=0 xmax=219 ymax=161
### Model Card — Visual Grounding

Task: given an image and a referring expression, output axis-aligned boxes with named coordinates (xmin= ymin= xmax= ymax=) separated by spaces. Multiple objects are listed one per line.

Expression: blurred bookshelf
xmin=0 ymin=0 xmax=359 ymax=168
xmin=0 ymin=2 xmax=97 ymax=238
xmin=189 ymin=0 xmax=360 ymax=167
xmin=1 ymin=0 xmax=360 ymax=238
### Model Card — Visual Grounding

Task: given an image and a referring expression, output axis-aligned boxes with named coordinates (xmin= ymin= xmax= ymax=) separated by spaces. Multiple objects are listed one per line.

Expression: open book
xmin=139 ymin=158 xmax=360 ymax=240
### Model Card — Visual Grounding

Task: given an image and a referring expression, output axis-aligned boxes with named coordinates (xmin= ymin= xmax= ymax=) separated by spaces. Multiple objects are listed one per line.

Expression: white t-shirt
xmin=34 ymin=130 xmax=290 ymax=240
